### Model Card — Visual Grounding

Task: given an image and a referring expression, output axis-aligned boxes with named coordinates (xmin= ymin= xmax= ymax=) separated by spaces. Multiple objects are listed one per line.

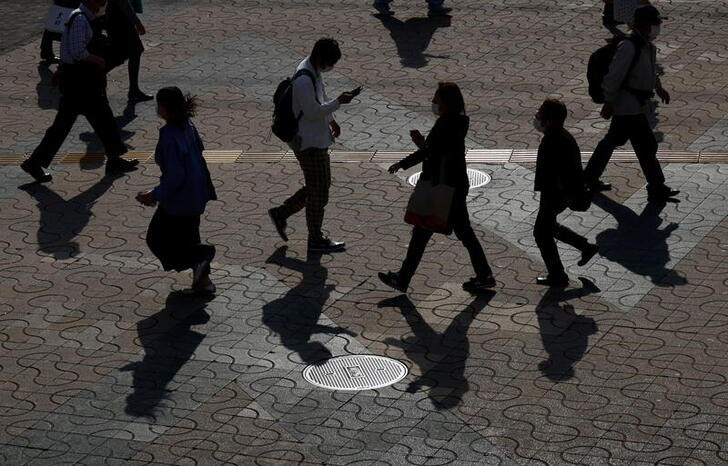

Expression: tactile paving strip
xmin=303 ymin=355 xmax=408 ymax=391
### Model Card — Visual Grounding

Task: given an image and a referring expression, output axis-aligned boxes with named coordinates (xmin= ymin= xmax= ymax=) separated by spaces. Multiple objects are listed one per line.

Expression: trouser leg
xmin=584 ymin=116 xmax=630 ymax=184
xmin=629 ymin=114 xmax=665 ymax=189
xmin=295 ymin=148 xmax=330 ymax=241
xmin=451 ymin=203 xmax=492 ymax=278
xmin=28 ymin=96 xmax=80 ymax=168
xmin=534 ymin=195 xmax=566 ymax=277
xmin=399 ymin=227 xmax=433 ymax=285
xmin=82 ymin=94 xmax=127 ymax=158
xmin=128 ymin=51 xmax=142 ymax=93
xmin=40 ymin=31 xmax=59 ymax=58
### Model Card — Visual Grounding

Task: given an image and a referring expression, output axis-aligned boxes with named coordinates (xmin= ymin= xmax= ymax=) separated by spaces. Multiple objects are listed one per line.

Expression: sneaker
xmin=268 ymin=208 xmax=288 ymax=242
xmin=105 ymin=157 xmax=139 ymax=175
xmin=378 ymin=271 xmax=408 ymax=293
xmin=308 ymin=237 xmax=345 ymax=252
xmin=647 ymin=185 xmax=680 ymax=202
xmin=536 ymin=274 xmax=569 ymax=288
xmin=427 ymin=6 xmax=452 ymax=16
xmin=587 ymin=179 xmax=612 ymax=192
xmin=578 ymin=243 xmax=599 ymax=267
xmin=20 ymin=160 xmax=52 ymax=183
xmin=462 ymin=275 xmax=496 ymax=292
xmin=373 ymin=2 xmax=394 ymax=15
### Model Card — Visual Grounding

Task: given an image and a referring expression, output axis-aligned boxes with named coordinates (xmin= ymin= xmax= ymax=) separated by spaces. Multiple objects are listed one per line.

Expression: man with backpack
xmin=532 ymin=99 xmax=599 ymax=287
xmin=21 ymin=0 xmax=138 ymax=183
xmin=268 ymin=38 xmax=355 ymax=253
xmin=585 ymin=4 xmax=679 ymax=203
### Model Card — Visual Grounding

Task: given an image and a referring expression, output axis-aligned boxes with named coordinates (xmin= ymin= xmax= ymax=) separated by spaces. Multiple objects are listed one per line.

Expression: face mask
xmin=320 ymin=66 xmax=333 ymax=73
xmin=431 ymin=104 xmax=440 ymax=116
xmin=532 ymin=118 xmax=544 ymax=132
xmin=650 ymin=25 xmax=660 ymax=40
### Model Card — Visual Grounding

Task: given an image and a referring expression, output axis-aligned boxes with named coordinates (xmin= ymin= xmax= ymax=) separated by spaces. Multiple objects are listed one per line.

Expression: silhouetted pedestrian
xmin=268 ymin=38 xmax=356 ymax=253
xmin=379 ymin=82 xmax=495 ymax=293
xmin=136 ymin=87 xmax=218 ymax=294
xmin=585 ymin=4 xmax=678 ymax=202
xmin=532 ymin=99 xmax=599 ymax=288
xmin=22 ymin=0 xmax=139 ymax=183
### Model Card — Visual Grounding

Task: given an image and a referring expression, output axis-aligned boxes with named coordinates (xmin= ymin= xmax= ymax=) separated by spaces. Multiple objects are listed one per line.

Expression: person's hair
xmin=156 ymin=86 xmax=198 ymax=126
xmin=436 ymin=82 xmax=466 ymax=115
xmin=540 ymin=98 xmax=567 ymax=127
xmin=311 ymin=38 xmax=342 ymax=67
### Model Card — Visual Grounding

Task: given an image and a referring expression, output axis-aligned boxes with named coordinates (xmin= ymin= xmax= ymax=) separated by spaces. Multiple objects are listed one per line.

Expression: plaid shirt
xmin=60 ymin=4 xmax=95 ymax=64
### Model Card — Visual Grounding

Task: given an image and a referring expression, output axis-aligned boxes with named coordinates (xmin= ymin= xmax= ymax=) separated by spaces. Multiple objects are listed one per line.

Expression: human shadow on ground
xmin=379 ymin=292 xmax=494 ymax=409
xmin=121 ymin=290 xmax=212 ymax=418
xmin=79 ymin=101 xmax=138 ymax=161
xmin=536 ymin=278 xmax=600 ymax=381
xmin=375 ymin=14 xmax=451 ymax=68
xmin=36 ymin=62 xmax=59 ymax=110
xmin=263 ymin=246 xmax=355 ymax=365
xmin=593 ymin=194 xmax=687 ymax=287
xmin=19 ymin=174 xmax=120 ymax=259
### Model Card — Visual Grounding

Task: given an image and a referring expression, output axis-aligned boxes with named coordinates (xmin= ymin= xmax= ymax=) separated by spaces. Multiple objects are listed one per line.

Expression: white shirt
xmin=290 ymin=57 xmax=340 ymax=152
xmin=60 ymin=5 xmax=95 ymax=64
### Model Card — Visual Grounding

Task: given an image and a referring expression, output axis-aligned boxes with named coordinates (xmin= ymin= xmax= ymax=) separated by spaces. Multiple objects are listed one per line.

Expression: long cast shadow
xmin=20 ymin=175 xmax=120 ymax=259
xmin=380 ymin=292 xmax=494 ymax=410
xmin=593 ymin=194 xmax=687 ymax=287
xmin=263 ymin=246 xmax=355 ymax=365
xmin=121 ymin=290 xmax=212 ymax=418
xmin=80 ymin=101 xmax=138 ymax=161
xmin=375 ymin=14 xmax=451 ymax=68
xmin=536 ymin=279 xmax=600 ymax=381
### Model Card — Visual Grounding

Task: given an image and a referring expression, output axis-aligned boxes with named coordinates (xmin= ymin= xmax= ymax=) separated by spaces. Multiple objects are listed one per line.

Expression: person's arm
xmin=151 ymin=131 xmax=186 ymax=202
xmin=602 ymin=39 xmax=636 ymax=104
xmin=292 ymin=75 xmax=340 ymax=119
xmin=66 ymin=14 xmax=92 ymax=62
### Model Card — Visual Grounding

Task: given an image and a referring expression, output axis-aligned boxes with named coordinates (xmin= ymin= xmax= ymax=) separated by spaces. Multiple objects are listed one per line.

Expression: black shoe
xmin=462 ymin=275 xmax=496 ymax=292
xmin=536 ymin=274 xmax=569 ymax=288
xmin=40 ymin=54 xmax=60 ymax=63
xmin=373 ymin=2 xmax=394 ymax=15
xmin=578 ymin=243 xmax=599 ymax=267
xmin=588 ymin=180 xmax=612 ymax=192
xmin=128 ymin=91 xmax=154 ymax=103
xmin=20 ymin=160 xmax=52 ymax=183
xmin=647 ymin=185 xmax=680 ymax=202
xmin=268 ymin=208 xmax=288 ymax=242
xmin=428 ymin=6 xmax=452 ymax=16
xmin=378 ymin=271 xmax=408 ymax=293
xmin=308 ymin=237 xmax=345 ymax=252
xmin=105 ymin=157 xmax=139 ymax=175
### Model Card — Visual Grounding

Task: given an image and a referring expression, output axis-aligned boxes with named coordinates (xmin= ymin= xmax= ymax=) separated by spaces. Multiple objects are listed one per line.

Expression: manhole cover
xmin=407 ymin=169 xmax=491 ymax=188
xmin=303 ymin=355 xmax=408 ymax=391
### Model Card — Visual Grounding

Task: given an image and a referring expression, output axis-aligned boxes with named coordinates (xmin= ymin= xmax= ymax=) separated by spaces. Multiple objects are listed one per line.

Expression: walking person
xmin=104 ymin=0 xmax=152 ymax=102
xmin=584 ymin=4 xmax=679 ymax=202
xmin=373 ymin=0 xmax=452 ymax=17
xmin=379 ymin=82 xmax=495 ymax=293
xmin=136 ymin=87 xmax=218 ymax=294
xmin=21 ymin=0 xmax=139 ymax=183
xmin=532 ymin=99 xmax=599 ymax=287
xmin=268 ymin=38 xmax=356 ymax=253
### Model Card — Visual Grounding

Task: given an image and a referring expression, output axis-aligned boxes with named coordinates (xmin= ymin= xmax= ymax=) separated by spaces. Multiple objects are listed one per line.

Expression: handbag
xmin=404 ymin=156 xmax=455 ymax=234
xmin=45 ymin=5 xmax=74 ymax=33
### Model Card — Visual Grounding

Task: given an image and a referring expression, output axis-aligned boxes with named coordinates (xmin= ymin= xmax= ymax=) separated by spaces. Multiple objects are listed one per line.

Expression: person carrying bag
xmin=379 ymin=82 xmax=496 ymax=293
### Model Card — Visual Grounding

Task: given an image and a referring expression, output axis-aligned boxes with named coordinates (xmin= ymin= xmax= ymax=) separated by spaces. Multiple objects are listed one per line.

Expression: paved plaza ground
xmin=1 ymin=0 xmax=728 ymax=464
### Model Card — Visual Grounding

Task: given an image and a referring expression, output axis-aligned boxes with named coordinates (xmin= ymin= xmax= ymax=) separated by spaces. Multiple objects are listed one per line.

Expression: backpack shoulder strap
xmin=624 ymin=35 xmax=644 ymax=78
xmin=292 ymin=68 xmax=319 ymax=104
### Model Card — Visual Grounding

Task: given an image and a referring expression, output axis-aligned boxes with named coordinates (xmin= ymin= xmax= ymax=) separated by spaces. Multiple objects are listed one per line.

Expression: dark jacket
xmin=535 ymin=127 xmax=585 ymax=200
xmin=399 ymin=114 xmax=470 ymax=201
xmin=152 ymin=121 xmax=217 ymax=216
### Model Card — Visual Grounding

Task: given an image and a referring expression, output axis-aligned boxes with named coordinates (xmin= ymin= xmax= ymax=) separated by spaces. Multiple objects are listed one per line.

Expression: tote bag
xmin=404 ymin=175 xmax=455 ymax=234
xmin=45 ymin=5 xmax=74 ymax=33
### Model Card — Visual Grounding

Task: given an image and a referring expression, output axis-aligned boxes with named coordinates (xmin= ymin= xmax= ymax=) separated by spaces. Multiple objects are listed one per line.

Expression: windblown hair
xmin=156 ymin=86 xmax=198 ymax=126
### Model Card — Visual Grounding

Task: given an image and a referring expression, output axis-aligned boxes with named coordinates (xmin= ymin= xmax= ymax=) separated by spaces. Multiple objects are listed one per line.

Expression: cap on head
xmin=633 ymin=5 xmax=664 ymax=26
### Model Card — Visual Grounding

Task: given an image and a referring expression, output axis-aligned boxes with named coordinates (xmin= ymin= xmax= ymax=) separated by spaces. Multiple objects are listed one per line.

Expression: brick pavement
xmin=1 ymin=1 xmax=728 ymax=465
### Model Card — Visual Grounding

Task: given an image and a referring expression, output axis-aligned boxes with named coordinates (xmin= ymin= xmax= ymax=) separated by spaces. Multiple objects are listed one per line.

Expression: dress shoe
xmin=20 ymin=160 xmax=52 ymax=183
xmin=373 ymin=2 xmax=394 ymax=15
xmin=578 ymin=243 xmax=599 ymax=266
xmin=378 ymin=271 xmax=408 ymax=293
xmin=536 ymin=274 xmax=569 ymax=288
xmin=105 ymin=157 xmax=139 ymax=175
xmin=588 ymin=180 xmax=612 ymax=192
xmin=462 ymin=275 xmax=496 ymax=292
xmin=268 ymin=208 xmax=288 ymax=241
xmin=128 ymin=91 xmax=154 ymax=103
xmin=647 ymin=185 xmax=680 ymax=202
xmin=428 ymin=6 xmax=452 ymax=16
xmin=40 ymin=54 xmax=60 ymax=63
xmin=308 ymin=237 xmax=345 ymax=253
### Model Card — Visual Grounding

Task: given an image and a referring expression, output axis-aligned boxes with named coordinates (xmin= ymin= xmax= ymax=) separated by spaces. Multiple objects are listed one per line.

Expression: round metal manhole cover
xmin=303 ymin=355 xmax=408 ymax=391
xmin=407 ymin=169 xmax=491 ymax=188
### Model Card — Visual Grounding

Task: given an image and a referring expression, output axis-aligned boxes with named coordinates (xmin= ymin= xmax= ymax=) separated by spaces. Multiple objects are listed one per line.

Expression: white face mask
xmin=320 ymin=66 xmax=333 ymax=73
xmin=650 ymin=24 xmax=661 ymax=40
xmin=532 ymin=118 xmax=544 ymax=132
xmin=431 ymin=103 xmax=440 ymax=116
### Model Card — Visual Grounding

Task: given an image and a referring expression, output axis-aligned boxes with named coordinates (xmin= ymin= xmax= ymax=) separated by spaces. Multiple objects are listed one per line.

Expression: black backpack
xmin=272 ymin=69 xmax=316 ymax=143
xmin=587 ymin=35 xmax=643 ymax=104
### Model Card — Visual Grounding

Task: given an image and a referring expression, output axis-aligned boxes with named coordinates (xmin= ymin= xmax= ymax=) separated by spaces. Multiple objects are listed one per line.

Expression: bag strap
xmin=619 ymin=35 xmax=644 ymax=91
